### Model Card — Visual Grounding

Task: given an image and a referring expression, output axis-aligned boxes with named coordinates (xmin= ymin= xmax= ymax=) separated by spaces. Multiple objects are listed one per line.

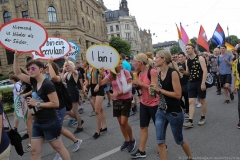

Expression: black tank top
xmin=187 ymin=55 xmax=203 ymax=82
xmin=160 ymin=68 xmax=182 ymax=113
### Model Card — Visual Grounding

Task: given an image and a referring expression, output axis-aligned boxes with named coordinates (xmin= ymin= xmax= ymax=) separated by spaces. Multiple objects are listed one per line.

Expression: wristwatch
xmin=36 ymin=102 xmax=41 ymax=108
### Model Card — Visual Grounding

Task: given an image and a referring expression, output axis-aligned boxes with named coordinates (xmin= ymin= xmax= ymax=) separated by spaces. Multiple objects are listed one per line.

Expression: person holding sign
xmin=98 ymin=59 xmax=136 ymax=152
xmin=62 ymin=57 xmax=83 ymax=134
xmin=13 ymin=51 xmax=70 ymax=160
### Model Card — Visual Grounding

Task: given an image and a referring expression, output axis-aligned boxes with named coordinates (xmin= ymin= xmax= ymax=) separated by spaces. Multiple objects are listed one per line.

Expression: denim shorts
xmin=32 ymin=118 xmax=61 ymax=142
xmin=155 ymin=109 xmax=185 ymax=145
xmin=104 ymin=84 xmax=110 ymax=92
xmin=56 ymin=107 xmax=66 ymax=126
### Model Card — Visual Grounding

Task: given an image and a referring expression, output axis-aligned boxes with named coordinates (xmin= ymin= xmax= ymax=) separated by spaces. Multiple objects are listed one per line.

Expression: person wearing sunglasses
xmin=13 ymin=51 xmax=70 ymax=160
xmin=62 ymin=57 xmax=84 ymax=133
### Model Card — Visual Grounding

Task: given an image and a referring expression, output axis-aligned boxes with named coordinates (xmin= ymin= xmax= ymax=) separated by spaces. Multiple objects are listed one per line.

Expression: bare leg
xmin=26 ymin=108 xmax=34 ymax=144
xmin=158 ymin=143 xmax=167 ymax=160
xmin=94 ymin=96 xmax=106 ymax=133
xmin=61 ymin=127 xmax=77 ymax=142
xmin=72 ymin=102 xmax=82 ymax=128
xmin=31 ymin=138 xmax=44 ymax=160
xmin=188 ymin=98 xmax=196 ymax=120
xmin=14 ymin=113 xmax=20 ymax=129
xmin=181 ymin=141 xmax=192 ymax=159
xmin=139 ymin=127 xmax=148 ymax=152
xmin=106 ymin=91 xmax=111 ymax=104
xmin=49 ymin=138 xmax=71 ymax=160
xmin=117 ymin=116 xmax=133 ymax=141
xmin=200 ymin=99 xmax=207 ymax=116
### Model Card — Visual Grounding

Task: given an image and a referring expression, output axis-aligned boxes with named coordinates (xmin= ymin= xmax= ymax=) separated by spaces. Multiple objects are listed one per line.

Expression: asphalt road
xmin=8 ymin=87 xmax=240 ymax=160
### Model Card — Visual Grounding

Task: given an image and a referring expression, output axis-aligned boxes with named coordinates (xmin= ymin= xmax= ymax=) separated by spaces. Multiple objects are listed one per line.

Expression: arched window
xmin=48 ymin=6 xmax=57 ymax=22
xmin=88 ymin=21 xmax=90 ymax=30
xmin=3 ymin=12 xmax=11 ymax=23
xmin=82 ymin=18 xmax=85 ymax=28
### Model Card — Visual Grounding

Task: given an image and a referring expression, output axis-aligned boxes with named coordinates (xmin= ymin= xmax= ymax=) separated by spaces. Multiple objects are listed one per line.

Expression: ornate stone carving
xmin=48 ymin=0 xmax=54 ymax=5
xmin=15 ymin=0 xmax=28 ymax=11
xmin=1 ymin=5 xmax=9 ymax=12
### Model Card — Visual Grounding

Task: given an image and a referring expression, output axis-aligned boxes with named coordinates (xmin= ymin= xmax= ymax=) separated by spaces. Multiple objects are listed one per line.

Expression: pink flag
xmin=180 ymin=23 xmax=191 ymax=45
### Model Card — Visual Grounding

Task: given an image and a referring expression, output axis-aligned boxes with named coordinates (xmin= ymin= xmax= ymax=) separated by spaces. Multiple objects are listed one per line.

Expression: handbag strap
xmin=4 ymin=113 xmax=12 ymax=130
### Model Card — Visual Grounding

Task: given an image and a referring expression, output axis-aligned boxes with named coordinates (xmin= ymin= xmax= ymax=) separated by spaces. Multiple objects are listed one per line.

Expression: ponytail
xmin=170 ymin=61 xmax=182 ymax=78
xmin=147 ymin=58 xmax=153 ymax=69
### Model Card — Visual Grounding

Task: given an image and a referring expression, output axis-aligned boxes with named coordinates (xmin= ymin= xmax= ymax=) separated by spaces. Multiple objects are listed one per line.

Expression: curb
xmin=6 ymin=112 xmax=14 ymax=116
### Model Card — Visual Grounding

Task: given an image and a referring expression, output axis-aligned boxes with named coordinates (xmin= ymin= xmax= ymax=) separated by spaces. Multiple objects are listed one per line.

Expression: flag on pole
xmin=211 ymin=23 xmax=225 ymax=47
xmin=176 ymin=23 xmax=182 ymax=40
xmin=180 ymin=23 xmax=191 ymax=45
xmin=196 ymin=25 xmax=209 ymax=52
xmin=225 ymin=42 xmax=236 ymax=50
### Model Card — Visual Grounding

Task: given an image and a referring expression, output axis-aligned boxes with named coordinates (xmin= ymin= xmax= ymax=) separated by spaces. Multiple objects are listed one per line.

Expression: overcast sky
xmin=103 ymin=0 xmax=240 ymax=44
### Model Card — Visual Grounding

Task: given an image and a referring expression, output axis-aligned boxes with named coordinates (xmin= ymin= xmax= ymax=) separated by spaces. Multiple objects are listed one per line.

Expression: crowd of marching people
xmin=1 ymin=43 xmax=240 ymax=160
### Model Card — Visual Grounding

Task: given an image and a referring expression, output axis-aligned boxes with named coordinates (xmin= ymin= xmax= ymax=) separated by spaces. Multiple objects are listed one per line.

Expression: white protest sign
xmin=86 ymin=45 xmax=120 ymax=74
xmin=32 ymin=37 xmax=71 ymax=60
xmin=0 ymin=18 xmax=48 ymax=56
xmin=14 ymin=95 xmax=28 ymax=122
xmin=68 ymin=40 xmax=80 ymax=61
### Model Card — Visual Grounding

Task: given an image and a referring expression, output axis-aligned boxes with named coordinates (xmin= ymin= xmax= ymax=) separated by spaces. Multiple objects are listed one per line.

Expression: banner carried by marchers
xmin=14 ymin=95 xmax=28 ymax=122
xmin=68 ymin=40 xmax=80 ymax=61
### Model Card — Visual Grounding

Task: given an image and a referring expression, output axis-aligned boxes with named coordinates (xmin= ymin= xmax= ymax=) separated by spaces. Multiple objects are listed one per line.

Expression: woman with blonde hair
xmin=130 ymin=53 xmax=159 ymax=158
xmin=62 ymin=57 xmax=83 ymax=134
xmin=151 ymin=50 xmax=192 ymax=160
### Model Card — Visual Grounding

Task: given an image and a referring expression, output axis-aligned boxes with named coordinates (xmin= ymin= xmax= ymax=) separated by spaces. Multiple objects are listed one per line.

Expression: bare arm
xmin=141 ymin=72 xmax=158 ymax=89
xmin=199 ymin=56 xmax=208 ymax=84
xmin=48 ymin=63 xmax=61 ymax=83
xmin=183 ymin=60 xmax=190 ymax=76
xmin=13 ymin=52 xmax=31 ymax=84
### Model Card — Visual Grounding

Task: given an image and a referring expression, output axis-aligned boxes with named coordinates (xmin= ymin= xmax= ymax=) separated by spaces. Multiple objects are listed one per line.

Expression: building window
xmin=82 ymin=18 xmax=85 ymax=28
xmin=5 ymin=49 xmax=14 ymax=65
xmin=80 ymin=1 xmax=83 ymax=10
xmin=86 ymin=6 xmax=88 ymax=14
xmin=110 ymin=26 xmax=113 ymax=32
xmin=22 ymin=10 xmax=28 ymax=18
xmin=86 ymin=40 xmax=89 ymax=49
xmin=145 ymin=43 xmax=148 ymax=46
xmin=111 ymin=35 xmax=114 ymax=37
xmin=1 ymin=0 xmax=7 ymax=2
xmin=126 ymin=33 xmax=131 ymax=39
xmin=3 ymin=11 xmax=11 ymax=23
xmin=117 ymin=34 xmax=120 ymax=37
xmin=144 ymin=37 xmax=147 ymax=41
xmin=48 ymin=6 xmax=57 ymax=22
xmin=125 ymin=24 xmax=130 ymax=30
xmin=116 ymin=25 xmax=119 ymax=31
xmin=88 ymin=21 xmax=90 ymax=30
xmin=109 ymin=12 xmax=113 ymax=18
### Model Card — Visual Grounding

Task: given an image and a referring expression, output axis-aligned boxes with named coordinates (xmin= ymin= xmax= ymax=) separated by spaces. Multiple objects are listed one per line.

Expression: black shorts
xmin=90 ymin=84 xmax=104 ymax=97
xmin=188 ymin=81 xmax=206 ymax=99
xmin=140 ymin=103 xmax=158 ymax=127
xmin=219 ymin=74 xmax=232 ymax=85
xmin=113 ymin=98 xmax=132 ymax=117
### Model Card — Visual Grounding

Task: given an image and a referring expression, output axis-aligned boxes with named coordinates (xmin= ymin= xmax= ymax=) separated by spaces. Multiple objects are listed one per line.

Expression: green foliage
xmin=170 ymin=45 xmax=181 ymax=55
xmin=226 ymin=35 xmax=240 ymax=47
xmin=153 ymin=48 xmax=164 ymax=56
xmin=0 ymin=87 xmax=14 ymax=108
xmin=109 ymin=36 xmax=131 ymax=55
xmin=0 ymin=75 xmax=9 ymax=81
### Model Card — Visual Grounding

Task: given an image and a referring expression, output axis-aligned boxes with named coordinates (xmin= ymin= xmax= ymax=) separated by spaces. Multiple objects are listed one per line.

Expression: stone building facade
xmin=0 ymin=0 xmax=108 ymax=74
xmin=139 ymin=29 xmax=153 ymax=53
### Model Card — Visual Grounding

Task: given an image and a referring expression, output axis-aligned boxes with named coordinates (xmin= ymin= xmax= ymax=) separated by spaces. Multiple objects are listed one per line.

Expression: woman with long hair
xmin=130 ymin=53 xmax=159 ymax=158
xmin=151 ymin=50 xmax=192 ymax=160
xmin=62 ymin=57 xmax=83 ymax=134
xmin=98 ymin=59 xmax=136 ymax=152
xmin=13 ymin=51 xmax=70 ymax=160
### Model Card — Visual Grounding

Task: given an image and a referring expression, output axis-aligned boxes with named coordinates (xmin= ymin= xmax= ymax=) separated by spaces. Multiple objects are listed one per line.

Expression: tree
xmin=109 ymin=36 xmax=131 ymax=55
xmin=153 ymin=48 xmax=164 ymax=56
xmin=226 ymin=35 xmax=240 ymax=46
xmin=170 ymin=45 xmax=181 ymax=55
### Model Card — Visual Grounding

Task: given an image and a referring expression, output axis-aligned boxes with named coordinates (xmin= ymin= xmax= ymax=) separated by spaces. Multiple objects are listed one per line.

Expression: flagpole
xmin=227 ymin=25 xmax=230 ymax=44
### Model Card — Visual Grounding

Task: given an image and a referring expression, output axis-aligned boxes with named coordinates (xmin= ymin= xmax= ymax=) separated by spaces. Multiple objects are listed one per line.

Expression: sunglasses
xmin=27 ymin=67 xmax=36 ymax=72
xmin=65 ymin=65 xmax=69 ymax=68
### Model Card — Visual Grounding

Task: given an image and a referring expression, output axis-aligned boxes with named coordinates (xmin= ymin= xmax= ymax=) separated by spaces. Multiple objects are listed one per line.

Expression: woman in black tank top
xmin=150 ymin=50 xmax=192 ymax=160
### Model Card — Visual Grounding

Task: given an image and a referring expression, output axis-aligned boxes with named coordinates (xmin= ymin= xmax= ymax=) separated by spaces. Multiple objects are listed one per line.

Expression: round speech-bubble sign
xmin=32 ymin=37 xmax=71 ymax=60
xmin=68 ymin=40 xmax=80 ymax=61
xmin=86 ymin=45 xmax=120 ymax=74
xmin=0 ymin=18 xmax=48 ymax=56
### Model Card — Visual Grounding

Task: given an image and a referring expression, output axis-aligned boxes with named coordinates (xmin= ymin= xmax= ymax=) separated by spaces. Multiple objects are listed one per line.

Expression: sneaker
xmin=120 ymin=141 xmax=129 ymax=151
xmin=130 ymin=149 xmax=147 ymax=158
xmin=198 ymin=118 xmax=205 ymax=126
xmin=72 ymin=139 xmax=82 ymax=152
xmin=24 ymin=144 xmax=31 ymax=153
xmin=224 ymin=100 xmax=230 ymax=104
xmin=128 ymin=140 xmax=136 ymax=152
xmin=89 ymin=110 xmax=96 ymax=117
xmin=100 ymin=127 xmax=107 ymax=132
xmin=67 ymin=120 xmax=75 ymax=126
xmin=78 ymin=108 xmax=84 ymax=114
xmin=230 ymin=92 xmax=234 ymax=100
xmin=130 ymin=111 xmax=136 ymax=117
xmin=217 ymin=91 xmax=221 ymax=95
xmin=184 ymin=113 xmax=189 ymax=120
xmin=93 ymin=132 xmax=100 ymax=139
xmin=74 ymin=127 xmax=83 ymax=134
xmin=196 ymin=103 xmax=201 ymax=108
xmin=183 ymin=121 xmax=194 ymax=128
xmin=107 ymin=103 xmax=111 ymax=107
xmin=53 ymin=153 xmax=62 ymax=160
xmin=82 ymin=101 xmax=86 ymax=105
xmin=237 ymin=122 xmax=240 ymax=129
xmin=21 ymin=133 xmax=29 ymax=140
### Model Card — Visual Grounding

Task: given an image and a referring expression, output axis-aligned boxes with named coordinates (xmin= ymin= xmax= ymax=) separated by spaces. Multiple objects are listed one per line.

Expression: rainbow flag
xmin=225 ymin=42 xmax=236 ymax=50
xmin=176 ymin=23 xmax=182 ymax=39
xmin=180 ymin=23 xmax=191 ymax=45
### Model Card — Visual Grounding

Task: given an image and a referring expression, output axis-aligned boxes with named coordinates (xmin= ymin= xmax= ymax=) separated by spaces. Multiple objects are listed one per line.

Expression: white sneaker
xmin=88 ymin=110 xmax=96 ymax=117
xmin=72 ymin=139 xmax=82 ymax=152
xmin=196 ymin=103 xmax=201 ymax=108
xmin=184 ymin=113 xmax=189 ymax=120
xmin=53 ymin=153 xmax=62 ymax=160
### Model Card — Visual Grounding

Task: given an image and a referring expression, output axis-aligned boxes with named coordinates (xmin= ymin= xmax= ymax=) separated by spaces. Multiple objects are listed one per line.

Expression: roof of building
xmin=105 ymin=10 xmax=128 ymax=22
xmin=152 ymin=41 xmax=178 ymax=48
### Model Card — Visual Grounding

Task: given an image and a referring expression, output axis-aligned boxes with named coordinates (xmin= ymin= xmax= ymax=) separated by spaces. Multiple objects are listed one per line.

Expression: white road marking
xmin=90 ymin=146 xmax=121 ymax=160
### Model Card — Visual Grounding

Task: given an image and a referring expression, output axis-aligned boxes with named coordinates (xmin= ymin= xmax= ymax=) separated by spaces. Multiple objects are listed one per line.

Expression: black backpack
xmin=137 ymin=68 xmax=152 ymax=81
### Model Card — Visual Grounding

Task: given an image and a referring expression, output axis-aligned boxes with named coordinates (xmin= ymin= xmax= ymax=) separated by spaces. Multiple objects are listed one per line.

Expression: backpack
xmin=55 ymin=81 xmax=72 ymax=111
xmin=137 ymin=68 xmax=152 ymax=81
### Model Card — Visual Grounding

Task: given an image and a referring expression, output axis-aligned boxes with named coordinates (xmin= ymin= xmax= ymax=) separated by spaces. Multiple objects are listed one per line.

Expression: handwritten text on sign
xmin=68 ymin=40 xmax=80 ymax=61
xmin=32 ymin=37 xmax=71 ymax=60
xmin=0 ymin=18 xmax=48 ymax=56
xmin=86 ymin=45 xmax=120 ymax=74
xmin=14 ymin=95 xmax=28 ymax=122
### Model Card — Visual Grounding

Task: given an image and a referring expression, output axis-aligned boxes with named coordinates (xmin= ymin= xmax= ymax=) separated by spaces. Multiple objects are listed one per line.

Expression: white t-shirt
xmin=13 ymin=82 xmax=21 ymax=101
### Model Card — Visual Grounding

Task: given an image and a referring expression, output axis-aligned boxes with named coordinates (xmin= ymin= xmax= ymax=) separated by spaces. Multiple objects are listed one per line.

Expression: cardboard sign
xmin=32 ymin=37 xmax=71 ymax=60
xmin=0 ymin=18 xmax=48 ymax=56
xmin=68 ymin=40 xmax=80 ymax=61
xmin=14 ymin=95 xmax=28 ymax=122
xmin=86 ymin=45 xmax=120 ymax=74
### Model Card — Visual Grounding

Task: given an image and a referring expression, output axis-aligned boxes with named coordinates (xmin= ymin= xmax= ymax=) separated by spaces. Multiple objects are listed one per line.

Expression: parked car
xmin=0 ymin=79 xmax=14 ymax=89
